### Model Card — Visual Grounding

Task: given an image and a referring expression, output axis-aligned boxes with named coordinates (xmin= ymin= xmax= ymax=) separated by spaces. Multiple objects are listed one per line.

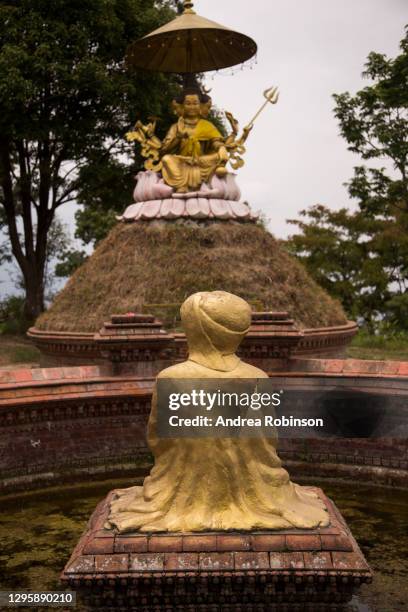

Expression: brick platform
xmin=61 ymin=487 xmax=372 ymax=610
xmin=28 ymin=318 xmax=358 ymax=367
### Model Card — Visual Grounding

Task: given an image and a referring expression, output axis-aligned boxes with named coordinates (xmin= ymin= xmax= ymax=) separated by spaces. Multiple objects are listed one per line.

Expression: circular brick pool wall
xmin=0 ymin=358 xmax=407 ymax=494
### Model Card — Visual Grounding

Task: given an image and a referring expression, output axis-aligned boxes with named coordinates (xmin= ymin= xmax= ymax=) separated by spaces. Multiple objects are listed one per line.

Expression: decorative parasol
xmin=126 ymin=0 xmax=257 ymax=74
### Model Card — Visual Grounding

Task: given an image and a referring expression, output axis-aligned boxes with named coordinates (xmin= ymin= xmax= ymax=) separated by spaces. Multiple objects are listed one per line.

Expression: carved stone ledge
xmin=239 ymin=311 xmax=303 ymax=359
xmin=28 ymin=318 xmax=358 ymax=367
xmin=94 ymin=313 xmax=174 ymax=364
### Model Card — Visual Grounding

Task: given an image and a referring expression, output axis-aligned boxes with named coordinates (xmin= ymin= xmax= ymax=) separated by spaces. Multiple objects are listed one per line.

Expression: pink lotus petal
xmin=152 ymin=182 xmax=173 ymax=199
xmin=230 ymin=201 xmax=251 ymax=219
xmin=225 ymin=174 xmax=241 ymax=201
xmin=197 ymin=182 xmax=217 ymax=198
xmin=160 ymin=198 xmax=174 ymax=218
xmin=173 ymin=199 xmax=186 ymax=217
xmin=210 ymin=175 xmax=226 ymax=198
xmin=145 ymin=172 xmax=160 ymax=201
xmin=186 ymin=198 xmax=210 ymax=218
xmin=197 ymin=198 xmax=210 ymax=217
xmin=162 ymin=199 xmax=185 ymax=218
xmin=139 ymin=200 xmax=161 ymax=219
xmin=123 ymin=202 xmax=143 ymax=221
xmin=133 ymin=171 xmax=146 ymax=202
xmin=209 ymin=199 xmax=232 ymax=219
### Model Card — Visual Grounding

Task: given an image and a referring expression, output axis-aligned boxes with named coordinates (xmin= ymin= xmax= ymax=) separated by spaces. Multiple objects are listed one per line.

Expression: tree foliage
xmin=287 ymin=26 xmax=408 ymax=332
xmin=0 ymin=0 xmax=179 ymax=320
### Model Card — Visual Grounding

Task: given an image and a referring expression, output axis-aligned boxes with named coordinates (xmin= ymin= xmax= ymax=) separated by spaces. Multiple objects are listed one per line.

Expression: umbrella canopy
xmin=126 ymin=1 xmax=257 ymax=74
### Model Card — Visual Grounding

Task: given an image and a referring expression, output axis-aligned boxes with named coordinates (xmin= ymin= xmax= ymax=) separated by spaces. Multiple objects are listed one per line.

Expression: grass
xmin=0 ymin=335 xmax=41 ymax=367
xmin=347 ymin=331 xmax=408 ymax=361
xmin=36 ymin=222 xmax=347 ymax=333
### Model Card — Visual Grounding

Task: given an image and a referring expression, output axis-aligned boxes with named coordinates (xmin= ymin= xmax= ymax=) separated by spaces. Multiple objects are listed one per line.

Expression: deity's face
xmin=183 ymin=94 xmax=201 ymax=118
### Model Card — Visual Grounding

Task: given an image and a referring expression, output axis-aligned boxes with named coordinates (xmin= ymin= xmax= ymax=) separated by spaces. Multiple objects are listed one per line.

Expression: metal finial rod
xmin=183 ymin=1 xmax=195 ymax=14
xmin=246 ymin=86 xmax=280 ymax=128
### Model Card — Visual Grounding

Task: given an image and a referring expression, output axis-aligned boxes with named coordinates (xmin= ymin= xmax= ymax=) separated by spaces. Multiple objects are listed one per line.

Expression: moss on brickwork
xmin=37 ymin=222 xmax=347 ymax=333
xmin=0 ymin=479 xmax=407 ymax=611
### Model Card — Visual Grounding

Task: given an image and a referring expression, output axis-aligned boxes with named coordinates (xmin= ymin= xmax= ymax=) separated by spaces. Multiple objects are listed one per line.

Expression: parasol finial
xmin=183 ymin=1 xmax=195 ymax=14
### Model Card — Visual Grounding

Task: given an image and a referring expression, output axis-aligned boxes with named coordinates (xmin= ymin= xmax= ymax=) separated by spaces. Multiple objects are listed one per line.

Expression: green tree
xmin=6 ymin=215 xmax=86 ymax=297
xmin=0 ymin=0 xmax=179 ymax=321
xmin=286 ymin=205 xmax=390 ymax=329
xmin=287 ymin=26 xmax=408 ymax=331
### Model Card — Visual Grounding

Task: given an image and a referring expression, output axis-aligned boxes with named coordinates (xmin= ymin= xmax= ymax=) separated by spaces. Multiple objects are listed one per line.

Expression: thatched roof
xmin=37 ymin=222 xmax=347 ymax=333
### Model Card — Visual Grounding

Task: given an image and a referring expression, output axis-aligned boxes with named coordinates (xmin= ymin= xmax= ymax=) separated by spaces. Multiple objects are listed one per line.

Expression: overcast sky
xmin=1 ymin=0 xmax=407 ymax=297
xmin=60 ymin=0 xmax=407 ymax=238
xmin=195 ymin=0 xmax=407 ymax=236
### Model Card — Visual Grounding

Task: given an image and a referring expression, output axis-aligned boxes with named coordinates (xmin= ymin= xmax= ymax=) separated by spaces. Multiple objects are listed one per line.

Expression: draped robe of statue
xmin=107 ymin=291 xmax=329 ymax=533
xmin=161 ymin=119 xmax=224 ymax=193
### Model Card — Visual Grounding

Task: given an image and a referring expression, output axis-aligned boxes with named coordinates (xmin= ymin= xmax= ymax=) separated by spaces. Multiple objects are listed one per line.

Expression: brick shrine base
xmin=61 ymin=487 xmax=372 ymax=611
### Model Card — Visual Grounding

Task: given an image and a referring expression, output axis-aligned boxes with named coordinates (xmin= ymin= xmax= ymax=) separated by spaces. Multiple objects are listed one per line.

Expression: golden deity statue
xmin=124 ymin=0 xmax=279 ymax=206
xmin=107 ymin=291 xmax=329 ymax=533
xmin=160 ymin=90 xmax=229 ymax=193
xmin=126 ymin=86 xmax=260 ymax=194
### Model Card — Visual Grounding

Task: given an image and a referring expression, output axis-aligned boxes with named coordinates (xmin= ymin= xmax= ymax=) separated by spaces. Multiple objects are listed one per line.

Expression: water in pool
xmin=0 ymin=478 xmax=407 ymax=612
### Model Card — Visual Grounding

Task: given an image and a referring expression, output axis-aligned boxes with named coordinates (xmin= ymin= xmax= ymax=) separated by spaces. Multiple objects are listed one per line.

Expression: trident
xmin=246 ymin=86 xmax=279 ymax=129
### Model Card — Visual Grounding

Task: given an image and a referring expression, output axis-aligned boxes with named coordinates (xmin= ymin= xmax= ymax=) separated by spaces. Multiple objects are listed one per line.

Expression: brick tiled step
xmin=61 ymin=487 xmax=372 ymax=610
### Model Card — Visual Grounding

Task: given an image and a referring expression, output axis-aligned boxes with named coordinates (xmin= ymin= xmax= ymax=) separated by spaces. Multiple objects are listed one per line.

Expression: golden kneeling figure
xmin=107 ymin=291 xmax=329 ymax=533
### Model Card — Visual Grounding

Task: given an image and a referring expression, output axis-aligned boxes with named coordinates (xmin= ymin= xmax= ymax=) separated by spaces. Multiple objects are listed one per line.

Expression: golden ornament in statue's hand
xmin=242 ymin=124 xmax=254 ymax=139
xmin=218 ymin=145 xmax=229 ymax=163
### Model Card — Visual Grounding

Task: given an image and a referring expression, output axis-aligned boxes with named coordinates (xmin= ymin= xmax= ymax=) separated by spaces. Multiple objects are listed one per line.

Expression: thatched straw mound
xmin=37 ymin=222 xmax=347 ymax=333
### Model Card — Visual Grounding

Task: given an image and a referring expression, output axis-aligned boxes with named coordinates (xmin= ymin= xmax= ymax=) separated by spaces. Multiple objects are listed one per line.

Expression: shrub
xmin=0 ymin=295 xmax=31 ymax=334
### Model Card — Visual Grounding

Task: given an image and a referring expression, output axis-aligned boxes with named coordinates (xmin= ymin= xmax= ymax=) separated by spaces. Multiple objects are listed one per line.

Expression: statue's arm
xmin=210 ymin=138 xmax=229 ymax=162
xmin=211 ymin=138 xmax=225 ymax=151
xmin=161 ymin=123 xmax=181 ymax=154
